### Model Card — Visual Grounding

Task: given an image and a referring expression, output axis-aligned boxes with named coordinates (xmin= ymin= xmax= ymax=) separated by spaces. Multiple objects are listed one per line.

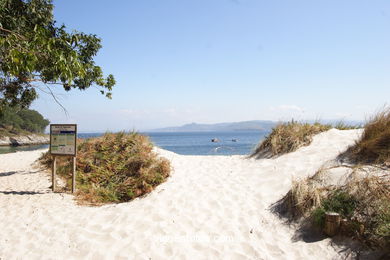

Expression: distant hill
xmin=150 ymin=119 xmax=364 ymax=133
xmin=150 ymin=120 xmax=277 ymax=132
xmin=0 ymin=106 xmax=50 ymax=136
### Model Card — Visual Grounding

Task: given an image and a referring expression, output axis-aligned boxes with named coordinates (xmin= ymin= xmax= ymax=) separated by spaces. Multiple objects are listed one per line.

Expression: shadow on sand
xmin=270 ymin=198 xmax=389 ymax=260
xmin=0 ymin=171 xmax=19 ymax=177
xmin=0 ymin=190 xmax=46 ymax=195
xmin=0 ymin=170 xmax=41 ymax=177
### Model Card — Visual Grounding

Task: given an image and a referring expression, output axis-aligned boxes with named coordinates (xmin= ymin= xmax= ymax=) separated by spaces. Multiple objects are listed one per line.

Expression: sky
xmin=31 ymin=0 xmax=390 ymax=132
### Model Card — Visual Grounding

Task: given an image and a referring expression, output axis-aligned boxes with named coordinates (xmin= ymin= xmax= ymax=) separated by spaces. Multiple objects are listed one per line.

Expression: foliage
xmin=311 ymin=207 xmax=327 ymax=227
xmin=40 ymin=132 xmax=171 ymax=204
xmin=346 ymin=174 xmax=390 ymax=249
xmin=322 ymin=190 xmax=358 ymax=217
xmin=312 ymin=191 xmax=358 ymax=227
xmin=0 ymin=105 xmax=49 ymax=134
xmin=251 ymin=121 xmax=332 ymax=158
xmin=343 ymin=107 xmax=390 ymax=165
xmin=0 ymin=0 xmax=115 ymax=109
xmin=251 ymin=120 xmax=362 ymax=159
xmin=269 ymin=112 xmax=390 ymax=249
xmin=373 ymin=200 xmax=390 ymax=239
xmin=271 ymin=169 xmax=329 ymax=220
xmin=273 ymin=167 xmax=390 ymax=250
xmin=333 ymin=121 xmax=362 ymax=130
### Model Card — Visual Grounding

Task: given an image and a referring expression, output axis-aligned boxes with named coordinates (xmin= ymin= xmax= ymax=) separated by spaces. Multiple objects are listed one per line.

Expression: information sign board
xmin=50 ymin=124 xmax=77 ymax=156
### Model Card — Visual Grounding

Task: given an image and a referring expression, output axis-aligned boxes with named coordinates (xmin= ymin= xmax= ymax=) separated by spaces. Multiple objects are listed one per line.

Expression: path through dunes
xmin=0 ymin=129 xmax=362 ymax=259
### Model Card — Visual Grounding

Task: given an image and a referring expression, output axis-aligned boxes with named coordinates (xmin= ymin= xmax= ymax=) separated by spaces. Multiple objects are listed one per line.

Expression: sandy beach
xmin=0 ymin=129 xmax=363 ymax=259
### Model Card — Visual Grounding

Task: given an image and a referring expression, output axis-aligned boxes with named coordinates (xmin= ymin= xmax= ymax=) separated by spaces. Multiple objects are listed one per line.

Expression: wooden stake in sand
xmin=50 ymin=124 xmax=77 ymax=193
xmin=324 ymin=212 xmax=341 ymax=236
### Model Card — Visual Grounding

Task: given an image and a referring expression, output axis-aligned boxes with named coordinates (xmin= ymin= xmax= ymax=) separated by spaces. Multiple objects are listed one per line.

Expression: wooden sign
xmin=50 ymin=124 xmax=77 ymax=156
xmin=50 ymin=124 xmax=77 ymax=193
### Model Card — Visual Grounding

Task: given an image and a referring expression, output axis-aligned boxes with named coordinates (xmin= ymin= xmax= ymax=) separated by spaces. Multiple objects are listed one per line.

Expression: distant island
xmin=150 ymin=119 xmax=363 ymax=133
xmin=150 ymin=120 xmax=277 ymax=132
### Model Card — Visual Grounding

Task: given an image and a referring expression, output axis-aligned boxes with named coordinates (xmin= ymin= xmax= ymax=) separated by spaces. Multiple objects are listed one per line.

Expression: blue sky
xmin=31 ymin=0 xmax=390 ymax=132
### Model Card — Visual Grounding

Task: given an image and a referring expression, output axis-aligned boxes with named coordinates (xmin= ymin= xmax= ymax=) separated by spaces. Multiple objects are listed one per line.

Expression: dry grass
xmin=269 ymin=110 xmax=389 ymax=250
xmin=333 ymin=121 xmax=362 ymax=130
xmin=272 ymin=168 xmax=334 ymax=219
xmin=40 ymin=132 xmax=171 ymax=205
xmin=343 ymin=173 xmax=390 ymax=248
xmin=273 ymin=166 xmax=390 ymax=250
xmin=342 ymin=107 xmax=390 ymax=165
xmin=251 ymin=121 xmax=332 ymax=158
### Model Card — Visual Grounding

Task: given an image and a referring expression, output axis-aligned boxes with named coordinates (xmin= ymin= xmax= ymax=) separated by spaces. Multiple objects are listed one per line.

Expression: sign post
xmin=50 ymin=124 xmax=77 ymax=193
xmin=52 ymin=156 xmax=57 ymax=191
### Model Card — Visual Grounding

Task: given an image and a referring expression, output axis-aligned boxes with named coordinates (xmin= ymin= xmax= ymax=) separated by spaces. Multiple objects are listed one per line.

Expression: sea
xmin=0 ymin=131 xmax=267 ymax=156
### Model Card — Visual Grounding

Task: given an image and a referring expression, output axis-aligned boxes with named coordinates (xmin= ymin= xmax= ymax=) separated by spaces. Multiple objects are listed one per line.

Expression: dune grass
xmin=251 ymin=120 xmax=361 ymax=159
xmin=272 ymin=109 xmax=390 ymax=250
xmin=250 ymin=121 xmax=332 ymax=158
xmin=272 ymin=167 xmax=329 ymax=219
xmin=40 ymin=132 xmax=171 ymax=205
xmin=333 ymin=121 xmax=362 ymax=131
xmin=274 ymin=168 xmax=389 ymax=250
xmin=342 ymin=107 xmax=390 ymax=165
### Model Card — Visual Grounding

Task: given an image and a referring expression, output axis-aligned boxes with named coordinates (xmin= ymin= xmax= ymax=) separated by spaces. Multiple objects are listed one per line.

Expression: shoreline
xmin=0 ymin=134 xmax=49 ymax=146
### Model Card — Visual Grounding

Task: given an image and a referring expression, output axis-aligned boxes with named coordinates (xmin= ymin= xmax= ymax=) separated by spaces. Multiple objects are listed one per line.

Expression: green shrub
xmin=40 ymin=132 xmax=171 ymax=204
xmin=312 ymin=207 xmax=327 ymax=227
xmin=312 ymin=190 xmax=358 ymax=228
xmin=373 ymin=200 xmax=390 ymax=242
xmin=322 ymin=190 xmax=357 ymax=217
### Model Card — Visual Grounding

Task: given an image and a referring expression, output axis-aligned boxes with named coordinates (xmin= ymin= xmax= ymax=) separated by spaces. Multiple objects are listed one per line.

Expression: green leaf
xmin=0 ymin=0 xmax=116 ymax=108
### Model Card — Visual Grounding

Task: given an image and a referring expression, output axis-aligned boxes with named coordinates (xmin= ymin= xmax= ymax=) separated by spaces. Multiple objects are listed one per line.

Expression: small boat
xmin=231 ymin=139 xmax=237 ymax=142
xmin=211 ymin=138 xmax=219 ymax=143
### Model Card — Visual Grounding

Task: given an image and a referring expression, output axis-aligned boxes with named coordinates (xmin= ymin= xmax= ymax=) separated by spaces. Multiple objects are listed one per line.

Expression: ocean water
xmin=144 ymin=131 xmax=266 ymax=155
xmin=0 ymin=144 xmax=49 ymax=154
xmin=79 ymin=131 xmax=267 ymax=156
xmin=0 ymin=131 xmax=267 ymax=156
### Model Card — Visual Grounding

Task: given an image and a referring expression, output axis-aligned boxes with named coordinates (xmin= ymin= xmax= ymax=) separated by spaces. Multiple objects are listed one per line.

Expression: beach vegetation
xmin=251 ymin=120 xmax=361 ymax=159
xmin=39 ymin=132 xmax=171 ymax=205
xmin=340 ymin=107 xmax=390 ymax=165
xmin=274 ymin=168 xmax=390 ymax=250
xmin=272 ymin=107 xmax=390 ymax=250
xmin=250 ymin=121 xmax=332 ymax=158
xmin=311 ymin=190 xmax=358 ymax=227
xmin=333 ymin=121 xmax=362 ymax=130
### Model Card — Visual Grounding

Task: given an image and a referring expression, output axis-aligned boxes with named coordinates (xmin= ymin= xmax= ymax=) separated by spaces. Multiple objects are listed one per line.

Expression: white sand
xmin=0 ymin=129 xmax=363 ymax=259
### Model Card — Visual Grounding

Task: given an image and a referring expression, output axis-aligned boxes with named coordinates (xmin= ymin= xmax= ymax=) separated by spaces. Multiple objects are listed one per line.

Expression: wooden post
xmin=52 ymin=156 xmax=57 ymax=192
xmin=72 ymin=156 xmax=76 ymax=193
xmin=324 ymin=212 xmax=341 ymax=236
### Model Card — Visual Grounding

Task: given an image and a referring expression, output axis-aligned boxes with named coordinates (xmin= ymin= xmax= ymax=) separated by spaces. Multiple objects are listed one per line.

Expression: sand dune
xmin=0 ymin=129 xmax=363 ymax=259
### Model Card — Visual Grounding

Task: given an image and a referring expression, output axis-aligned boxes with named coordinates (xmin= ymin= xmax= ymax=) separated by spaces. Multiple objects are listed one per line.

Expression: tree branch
xmin=0 ymin=27 xmax=26 ymax=40
xmin=25 ymin=76 xmax=69 ymax=86
xmin=43 ymin=83 xmax=68 ymax=116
